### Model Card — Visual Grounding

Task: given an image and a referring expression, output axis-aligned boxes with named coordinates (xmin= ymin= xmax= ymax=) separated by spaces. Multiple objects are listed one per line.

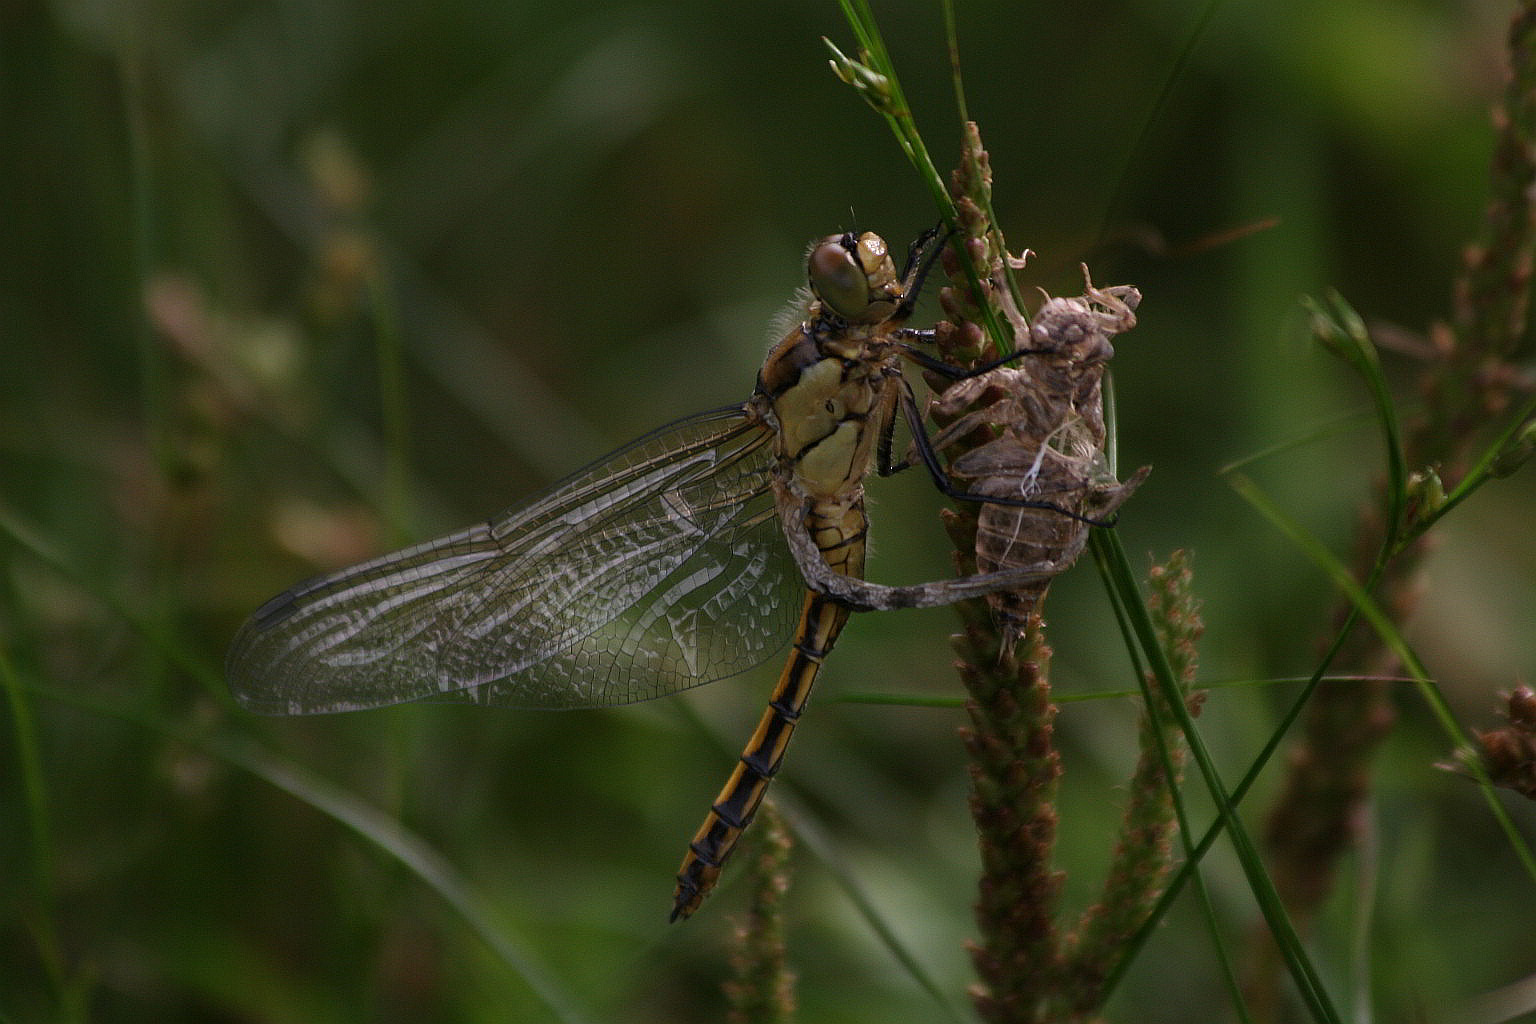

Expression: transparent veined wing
xmin=227 ymin=405 xmax=805 ymax=714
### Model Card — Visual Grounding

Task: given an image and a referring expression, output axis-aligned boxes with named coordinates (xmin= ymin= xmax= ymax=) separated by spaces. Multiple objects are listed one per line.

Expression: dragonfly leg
xmin=874 ymin=381 xmax=907 ymax=478
xmin=775 ymin=491 xmax=1072 ymax=613
xmin=895 ymin=334 xmax=1054 ymax=382
xmin=890 ymin=224 xmax=952 ymax=321
xmin=896 ymin=387 xmax=1116 ymax=526
xmin=876 ymin=380 xmax=1112 ymax=531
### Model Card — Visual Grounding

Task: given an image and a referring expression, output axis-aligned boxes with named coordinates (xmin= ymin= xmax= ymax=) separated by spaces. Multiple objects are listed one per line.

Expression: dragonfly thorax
xmin=751 ymin=235 xmax=920 ymax=509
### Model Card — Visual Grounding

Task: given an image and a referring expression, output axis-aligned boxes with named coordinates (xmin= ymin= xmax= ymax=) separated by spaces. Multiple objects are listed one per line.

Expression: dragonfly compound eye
xmin=807 ymin=236 xmax=872 ymax=321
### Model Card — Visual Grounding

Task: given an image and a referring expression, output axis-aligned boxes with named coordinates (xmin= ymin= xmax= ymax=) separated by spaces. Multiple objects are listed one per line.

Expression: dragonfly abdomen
xmin=671 ymin=587 xmax=851 ymax=920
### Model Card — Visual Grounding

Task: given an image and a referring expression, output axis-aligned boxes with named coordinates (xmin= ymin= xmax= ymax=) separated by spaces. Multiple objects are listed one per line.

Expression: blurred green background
xmin=4 ymin=0 xmax=1534 ymax=1021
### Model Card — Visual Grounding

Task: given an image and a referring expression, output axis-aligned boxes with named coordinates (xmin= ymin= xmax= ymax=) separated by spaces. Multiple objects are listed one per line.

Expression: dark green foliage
xmin=3 ymin=2 xmax=1533 ymax=1022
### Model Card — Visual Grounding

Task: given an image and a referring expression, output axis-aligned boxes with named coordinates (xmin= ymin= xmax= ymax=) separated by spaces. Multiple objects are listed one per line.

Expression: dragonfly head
xmin=807 ymin=232 xmax=903 ymax=325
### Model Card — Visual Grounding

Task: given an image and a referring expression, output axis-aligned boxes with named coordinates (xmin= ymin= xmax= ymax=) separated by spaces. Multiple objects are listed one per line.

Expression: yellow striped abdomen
xmin=670 ymin=500 xmax=865 ymax=920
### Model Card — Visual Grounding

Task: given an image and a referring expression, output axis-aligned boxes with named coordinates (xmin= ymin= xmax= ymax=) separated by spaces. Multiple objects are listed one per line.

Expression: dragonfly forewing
xmin=227 ymin=406 xmax=804 ymax=714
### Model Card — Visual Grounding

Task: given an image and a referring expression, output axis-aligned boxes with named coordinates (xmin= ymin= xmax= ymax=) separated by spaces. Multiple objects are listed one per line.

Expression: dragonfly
xmin=227 ymin=228 xmax=1099 ymax=921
